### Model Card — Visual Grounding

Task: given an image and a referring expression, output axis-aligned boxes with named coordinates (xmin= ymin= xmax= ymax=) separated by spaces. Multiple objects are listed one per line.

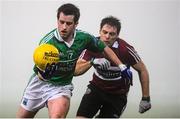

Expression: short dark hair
xmin=57 ymin=3 xmax=80 ymax=23
xmin=100 ymin=16 xmax=121 ymax=34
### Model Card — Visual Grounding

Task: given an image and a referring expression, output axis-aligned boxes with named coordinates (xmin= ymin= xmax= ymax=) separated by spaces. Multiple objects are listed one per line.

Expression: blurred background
xmin=0 ymin=0 xmax=180 ymax=118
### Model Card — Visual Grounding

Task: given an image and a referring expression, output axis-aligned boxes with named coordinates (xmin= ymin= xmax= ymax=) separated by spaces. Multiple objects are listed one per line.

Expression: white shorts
xmin=20 ymin=74 xmax=74 ymax=112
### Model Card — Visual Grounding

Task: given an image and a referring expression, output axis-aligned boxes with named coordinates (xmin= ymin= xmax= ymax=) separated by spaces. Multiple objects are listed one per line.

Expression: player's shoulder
xmin=76 ymin=29 xmax=89 ymax=34
xmin=75 ymin=29 xmax=95 ymax=39
xmin=39 ymin=29 xmax=56 ymax=44
xmin=114 ymin=38 xmax=136 ymax=56
xmin=119 ymin=38 xmax=129 ymax=45
xmin=84 ymin=49 xmax=103 ymax=58
xmin=118 ymin=38 xmax=134 ymax=48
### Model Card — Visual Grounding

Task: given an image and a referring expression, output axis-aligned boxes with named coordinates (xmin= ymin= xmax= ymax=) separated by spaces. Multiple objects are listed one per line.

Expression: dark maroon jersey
xmin=80 ymin=38 xmax=141 ymax=94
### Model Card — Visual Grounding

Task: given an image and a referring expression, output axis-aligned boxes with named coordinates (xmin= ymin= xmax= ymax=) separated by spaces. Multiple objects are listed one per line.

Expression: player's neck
xmin=64 ymin=34 xmax=73 ymax=43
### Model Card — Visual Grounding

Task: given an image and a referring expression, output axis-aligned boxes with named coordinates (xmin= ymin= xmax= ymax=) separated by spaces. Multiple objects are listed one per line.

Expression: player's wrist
xmin=142 ymin=96 xmax=150 ymax=102
xmin=90 ymin=58 xmax=95 ymax=65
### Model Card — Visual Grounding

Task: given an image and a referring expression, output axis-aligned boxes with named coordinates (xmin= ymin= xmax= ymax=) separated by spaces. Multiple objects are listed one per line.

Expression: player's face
xmin=99 ymin=24 xmax=118 ymax=46
xmin=57 ymin=12 xmax=78 ymax=40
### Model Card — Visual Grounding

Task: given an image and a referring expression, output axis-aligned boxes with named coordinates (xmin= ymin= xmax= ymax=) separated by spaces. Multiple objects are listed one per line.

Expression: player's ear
xmin=57 ymin=19 xmax=60 ymax=26
xmin=99 ymin=29 xmax=101 ymax=34
xmin=75 ymin=21 xmax=78 ymax=27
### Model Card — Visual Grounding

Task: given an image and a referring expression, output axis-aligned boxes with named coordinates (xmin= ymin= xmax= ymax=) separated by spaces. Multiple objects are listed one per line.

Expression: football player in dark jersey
xmin=75 ymin=16 xmax=151 ymax=118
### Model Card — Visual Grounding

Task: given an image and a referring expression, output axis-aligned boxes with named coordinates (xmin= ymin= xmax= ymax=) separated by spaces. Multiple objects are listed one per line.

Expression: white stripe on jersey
xmin=79 ymin=49 xmax=87 ymax=59
xmin=94 ymin=66 xmax=122 ymax=81
xmin=42 ymin=33 xmax=54 ymax=44
xmin=126 ymin=46 xmax=141 ymax=63
xmin=94 ymin=70 xmax=122 ymax=81
xmin=40 ymin=32 xmax=54 ymax=44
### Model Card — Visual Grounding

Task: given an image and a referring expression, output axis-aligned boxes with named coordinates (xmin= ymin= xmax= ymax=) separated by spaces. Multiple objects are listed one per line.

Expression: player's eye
xmin=102 ymin=30 xmax=108 ymax=34
xmin=109 ymin=32 xmax=116 ymax=36
xmin=66 ymin=22 xmax=73 ymax=26
xmin=59 ymin=20 xmax=65 ymax=24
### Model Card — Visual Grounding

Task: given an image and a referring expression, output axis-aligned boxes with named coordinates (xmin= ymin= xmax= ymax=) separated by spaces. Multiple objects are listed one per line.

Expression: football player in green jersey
xmin=17 ymin=3 xmax=131 ymax=118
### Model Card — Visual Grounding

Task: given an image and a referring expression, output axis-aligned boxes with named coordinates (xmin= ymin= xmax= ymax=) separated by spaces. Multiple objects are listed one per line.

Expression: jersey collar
xmin=54 ymin=28 xmax=76 ymax=48
xmin=112 ymin=41 xmax=119 ymax=48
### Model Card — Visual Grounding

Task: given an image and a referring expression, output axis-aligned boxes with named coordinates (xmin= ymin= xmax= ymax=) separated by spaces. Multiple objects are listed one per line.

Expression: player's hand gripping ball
xmin=33 ymin=44 xmax=60 ymax=71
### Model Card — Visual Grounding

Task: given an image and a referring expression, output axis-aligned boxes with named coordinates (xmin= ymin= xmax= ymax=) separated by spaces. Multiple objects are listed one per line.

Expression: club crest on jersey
xmin=66 ymin=50 xmax=74 ymax=59
xmin=59 ymin=51 xmax=64 ymax=57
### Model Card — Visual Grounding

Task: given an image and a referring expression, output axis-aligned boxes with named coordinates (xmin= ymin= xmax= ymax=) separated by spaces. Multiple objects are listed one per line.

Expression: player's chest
xmin=55 ymin=41 xmax=85 ymax=61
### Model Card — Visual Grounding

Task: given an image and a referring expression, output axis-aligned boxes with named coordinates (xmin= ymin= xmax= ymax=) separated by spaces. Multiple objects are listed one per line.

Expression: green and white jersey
xmin=34 ymin=28 xmax=106 ymax=85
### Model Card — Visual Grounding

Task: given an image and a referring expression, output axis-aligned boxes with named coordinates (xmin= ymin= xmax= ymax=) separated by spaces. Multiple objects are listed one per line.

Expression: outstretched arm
xmin=133 ymin=60 xmax=150 ymax=97
xmin=132 ymin=60 xmax=151 ymax=113
xmin=74 ymin=46 xmax=132 ymax=79
xmin=74 ymin=45 xmax=123 ymax=76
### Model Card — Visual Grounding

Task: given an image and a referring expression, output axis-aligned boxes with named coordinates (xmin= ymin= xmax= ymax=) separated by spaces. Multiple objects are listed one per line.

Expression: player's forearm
xmin=139 ymin=68 xmax=150 ymax=97
xmin=103 ymin=46 xmax=123 ymax=66
xmin=74 ymin=59 xmax=92 ymax=76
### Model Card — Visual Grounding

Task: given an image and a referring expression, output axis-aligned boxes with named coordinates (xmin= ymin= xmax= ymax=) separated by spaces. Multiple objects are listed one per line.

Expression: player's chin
xmin=60 ymin=33 xmax=68 ymax=39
